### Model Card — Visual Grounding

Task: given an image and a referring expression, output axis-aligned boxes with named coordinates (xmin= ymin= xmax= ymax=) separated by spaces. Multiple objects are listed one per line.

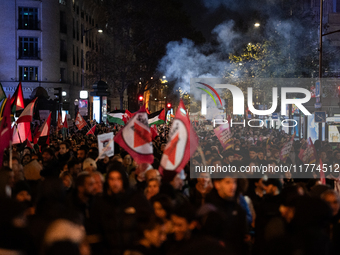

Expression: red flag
xmin=75 ymin=112 xmax=86 ymax=130
xmin=57 ymin=112 xmax=63 ymax=131
xmin=320 ymin=157 xmax=326 ymax=185
xmin=123 ymin=110 xmax=132 ymax=124
xmin=63 ymin=114 xmax=68 ymax=129
xmin=227 ymin=114 xmax=231 ymax=125
xmin=13 ymin=122 xmax=31 ymax=144
xmin=26 ymin=139 xmax=33 ymax=150
xmin=33 ymin=113 xmax=51 ymax=144
xmin=16 ymin=98 xmax=37 ymax=123
xmin=86 ymin=125 xmax=96 ymax=135
xmin=0 ymin=95 xmax=12 ymax=165
xmin=114 ymin=106 xmax=154 ymax=164
xmin=33 ymin=125 xmax=40 ymax=144
xmin=159 ymin=100 xmax=198 ymax=175
xmin=150 ymin=124 xmax=158 ymax=140
xmin=10 ymin=82 xmax=25 ymax=112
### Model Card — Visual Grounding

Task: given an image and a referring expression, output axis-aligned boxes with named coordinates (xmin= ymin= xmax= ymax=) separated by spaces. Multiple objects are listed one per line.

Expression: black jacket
xmin=89 ymin=190 xmax=153 ymax=255
xmin=40 ymin=159 xmax=61 ymax=178
xmin=205 ymin=189 xmax=248 ymax=255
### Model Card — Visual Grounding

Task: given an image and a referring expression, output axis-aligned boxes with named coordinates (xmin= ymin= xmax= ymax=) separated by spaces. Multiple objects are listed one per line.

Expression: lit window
xmin=19 ymin=66 xmax=38 ymax=81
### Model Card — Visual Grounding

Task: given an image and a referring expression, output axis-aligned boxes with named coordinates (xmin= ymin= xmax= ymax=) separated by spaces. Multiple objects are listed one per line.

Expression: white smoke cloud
xmin=158 ymin=21 xmax=238 ymax=95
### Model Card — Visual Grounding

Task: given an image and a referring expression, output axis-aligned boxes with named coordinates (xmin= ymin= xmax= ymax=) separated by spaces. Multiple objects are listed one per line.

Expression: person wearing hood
xmin=58 ymin=142 xmax=72 ymax=167
xmin=88 ymin=161 xmax=152 ymax=255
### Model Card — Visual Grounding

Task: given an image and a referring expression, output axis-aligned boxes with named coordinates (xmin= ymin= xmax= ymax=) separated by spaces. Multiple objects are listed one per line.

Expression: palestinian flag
xmin=10 ymin=82 xmax=25 ymax=112
xmin=33 ymin=112 xmax=51 ymax=145
xmin=0 ymin=83 xmax=6 ymax=103
xmin=148 ymin=109 xmax=165 ymax=126
xmin=0 ymin=95 xmax=12 ymax=165
xmin=0 ymin=98 xmax=8 ymax=120
xmin=107 ymin=110 xmax=126 ymax=125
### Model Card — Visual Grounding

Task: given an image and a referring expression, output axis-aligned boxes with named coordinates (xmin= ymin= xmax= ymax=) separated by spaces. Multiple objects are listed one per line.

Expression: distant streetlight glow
xmin=80 ymin=90 xmax=88 ymax=99
xmin=98 ymin=29 xmax=103 ymax=33
xmin=254 ymin=23 xmax=260 ymax=27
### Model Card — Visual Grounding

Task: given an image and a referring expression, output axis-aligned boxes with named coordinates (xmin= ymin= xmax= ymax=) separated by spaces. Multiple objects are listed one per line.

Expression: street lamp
xmin=82 ymin=26 xmax=103 ymax=90
xmin=254 ymin=22 xmax=260 ymax=27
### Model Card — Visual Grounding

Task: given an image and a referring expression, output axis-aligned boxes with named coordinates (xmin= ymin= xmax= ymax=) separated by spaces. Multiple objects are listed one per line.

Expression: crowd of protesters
xmin=1 ymin=120 xmax=340 ymax=255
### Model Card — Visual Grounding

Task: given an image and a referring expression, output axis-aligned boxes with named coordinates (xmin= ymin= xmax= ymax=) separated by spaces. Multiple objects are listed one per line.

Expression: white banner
xmin=97 ymin=132 xmax=114 ymax=159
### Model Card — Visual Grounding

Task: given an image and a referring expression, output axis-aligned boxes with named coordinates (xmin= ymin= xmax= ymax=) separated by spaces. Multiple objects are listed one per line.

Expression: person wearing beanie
xmin=82 ymin=158 xmax=97 ymax=173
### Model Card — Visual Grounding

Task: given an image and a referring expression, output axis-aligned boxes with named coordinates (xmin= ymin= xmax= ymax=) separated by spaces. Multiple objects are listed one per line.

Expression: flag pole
xmin=15 ymin=123 xmax=23 ymax=144
xmin=9 ymin=141 xmax=12 ymax=169
xmin=86 ymin=123 xmax=96 ymax=136
xmin=197 ymin=146 xmax=207 ymax=166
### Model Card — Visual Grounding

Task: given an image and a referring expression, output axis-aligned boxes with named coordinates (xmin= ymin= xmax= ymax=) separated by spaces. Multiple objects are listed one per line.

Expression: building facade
xmin=0 ymin=0 xmax=127 ymax=120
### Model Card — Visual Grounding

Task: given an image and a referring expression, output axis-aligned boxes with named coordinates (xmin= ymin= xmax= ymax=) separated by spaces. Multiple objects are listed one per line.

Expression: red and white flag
xmin=16 ymin=98 xmax=37 ymax=124
xmin=150 ymin=125 xmax=158 ymax=140
xmin=123 ymin=110 xmax=133 ymax=124
xmin=57 ymin=112 xmax=63 ymax=131
xmin=75 ymin=112 xmax=86 ymax=130
xmin=13 ymin=122 xmax=32 ymax=144
xmin=33 ymin=112 xmax=51 ymax=144
xmin=86 ymin=125 xmax=96 ymax=136
xmin=0 ymin=95 xmax=12 ymax=165
xmin=114 ymin=106 xmax=154 ymax=164
xmin=159 ymin=100 xmax=198 ymax=175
